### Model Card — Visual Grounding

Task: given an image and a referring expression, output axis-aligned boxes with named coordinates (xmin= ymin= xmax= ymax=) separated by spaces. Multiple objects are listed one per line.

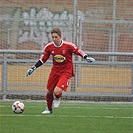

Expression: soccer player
xmin=26 ymin=27 xmax=95 ymax=114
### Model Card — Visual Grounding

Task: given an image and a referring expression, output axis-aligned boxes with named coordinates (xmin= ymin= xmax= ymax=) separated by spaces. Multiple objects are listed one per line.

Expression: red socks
xmin=46 ymin=92 xmax=62 ymax=109
xmin=46 ymin=93 xmax=53 ymax=110
xmin=55 ymin=93 xmax=62 ymax=99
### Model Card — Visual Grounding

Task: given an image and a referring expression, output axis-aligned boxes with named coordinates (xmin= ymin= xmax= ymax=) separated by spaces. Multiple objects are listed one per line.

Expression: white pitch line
xmin=61 ymin=106 xmax=132 ymax=110
xmin=0 ymin=114 xmax=133 ymax=119
xmin=0 ymin=105 xmax=132 ymax=110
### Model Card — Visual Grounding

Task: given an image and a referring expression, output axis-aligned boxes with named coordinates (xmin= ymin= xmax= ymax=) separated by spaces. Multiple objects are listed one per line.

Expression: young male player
xmin=26 ymin=27 xmax=95 ymax=114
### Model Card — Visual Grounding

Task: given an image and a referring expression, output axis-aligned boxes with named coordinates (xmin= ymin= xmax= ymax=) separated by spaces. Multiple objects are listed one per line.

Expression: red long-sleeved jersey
xmin=40 ymin=40 xmax=86 ymax=77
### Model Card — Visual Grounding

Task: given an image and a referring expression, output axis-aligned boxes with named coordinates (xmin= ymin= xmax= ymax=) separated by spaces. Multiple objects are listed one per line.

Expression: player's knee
xmin=54 ymin=87 xmax=62 ymax=95
xmin=47 ymin=90 xmax=53 ymax=94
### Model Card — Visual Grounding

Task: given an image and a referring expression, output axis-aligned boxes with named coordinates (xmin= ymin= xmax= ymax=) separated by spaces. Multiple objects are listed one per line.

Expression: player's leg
xmin=53 ymin=76 xmax=70 ymax=108
xmin=53 ymin=87 xmax=62 ymax=108
xmin=42 ymin=73 xmax=59 ymax=114
xmin=42 ymin=90 xmax=53 ymax=114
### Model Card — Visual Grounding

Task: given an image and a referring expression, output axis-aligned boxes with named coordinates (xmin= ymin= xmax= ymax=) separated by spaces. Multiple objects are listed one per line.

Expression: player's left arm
xmin=83 ymin=54 xmax=95 ymax=63
xmin=73 ymin=45 xmax=95 ymax=63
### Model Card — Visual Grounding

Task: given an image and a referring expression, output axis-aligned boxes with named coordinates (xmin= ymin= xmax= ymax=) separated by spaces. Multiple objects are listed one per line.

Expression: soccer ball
xmin=12 ymin=101 xmax=25 ymax=114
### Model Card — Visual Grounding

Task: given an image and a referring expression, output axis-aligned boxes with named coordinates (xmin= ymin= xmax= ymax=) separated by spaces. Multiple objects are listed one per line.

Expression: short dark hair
xmin=51 ymin=27 xmax=62 ymax=37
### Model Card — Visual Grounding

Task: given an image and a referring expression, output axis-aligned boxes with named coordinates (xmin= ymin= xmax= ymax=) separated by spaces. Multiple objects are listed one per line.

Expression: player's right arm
xmin=26 ymin=45 xmax=50 ymax=76
xmin=26 ymin=60 xmax=43 ymax=76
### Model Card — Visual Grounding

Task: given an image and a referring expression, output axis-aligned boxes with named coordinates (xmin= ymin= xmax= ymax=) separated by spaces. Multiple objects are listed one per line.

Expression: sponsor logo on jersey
xmin=54 ymin=54 xmax=66 ymax=63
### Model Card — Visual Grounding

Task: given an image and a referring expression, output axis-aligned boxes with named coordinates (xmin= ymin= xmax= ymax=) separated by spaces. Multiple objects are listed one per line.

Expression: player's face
xmin=51 ymin=33 xmax=62 ymax=46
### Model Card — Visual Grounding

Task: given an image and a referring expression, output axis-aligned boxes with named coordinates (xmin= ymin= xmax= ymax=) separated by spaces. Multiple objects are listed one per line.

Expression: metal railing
xmin=0 ymin=50 xmax=133 ymax=100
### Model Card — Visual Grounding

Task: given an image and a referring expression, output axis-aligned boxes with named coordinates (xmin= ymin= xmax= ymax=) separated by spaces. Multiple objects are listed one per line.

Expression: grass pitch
xmin=0 ymin=101 xmax=133 ymax=133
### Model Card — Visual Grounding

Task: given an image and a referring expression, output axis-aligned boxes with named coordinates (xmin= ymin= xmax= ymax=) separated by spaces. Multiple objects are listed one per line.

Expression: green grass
xmin=0 ymin=101 xmax=133 ymax=133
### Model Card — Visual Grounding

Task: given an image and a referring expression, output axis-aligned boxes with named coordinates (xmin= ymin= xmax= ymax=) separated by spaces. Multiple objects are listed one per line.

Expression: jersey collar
xmin=53 ymin=40 xmax=63 ymax=47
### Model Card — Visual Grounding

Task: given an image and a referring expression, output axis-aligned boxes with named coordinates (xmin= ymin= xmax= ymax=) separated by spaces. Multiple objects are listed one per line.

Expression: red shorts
xmin=46 ymin=73 xmax=70 ymax=91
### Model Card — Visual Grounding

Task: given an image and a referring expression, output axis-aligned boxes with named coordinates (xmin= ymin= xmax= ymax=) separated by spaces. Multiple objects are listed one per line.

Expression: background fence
xmin=0 ymin=0 xmax=133 ymax=101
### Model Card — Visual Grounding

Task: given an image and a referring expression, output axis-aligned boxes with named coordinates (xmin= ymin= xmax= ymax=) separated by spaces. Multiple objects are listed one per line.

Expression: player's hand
xmin=86 ymin=57 xmax=95 ymax=63
xmin=26 ymin=66 xmax=36 ymax=76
